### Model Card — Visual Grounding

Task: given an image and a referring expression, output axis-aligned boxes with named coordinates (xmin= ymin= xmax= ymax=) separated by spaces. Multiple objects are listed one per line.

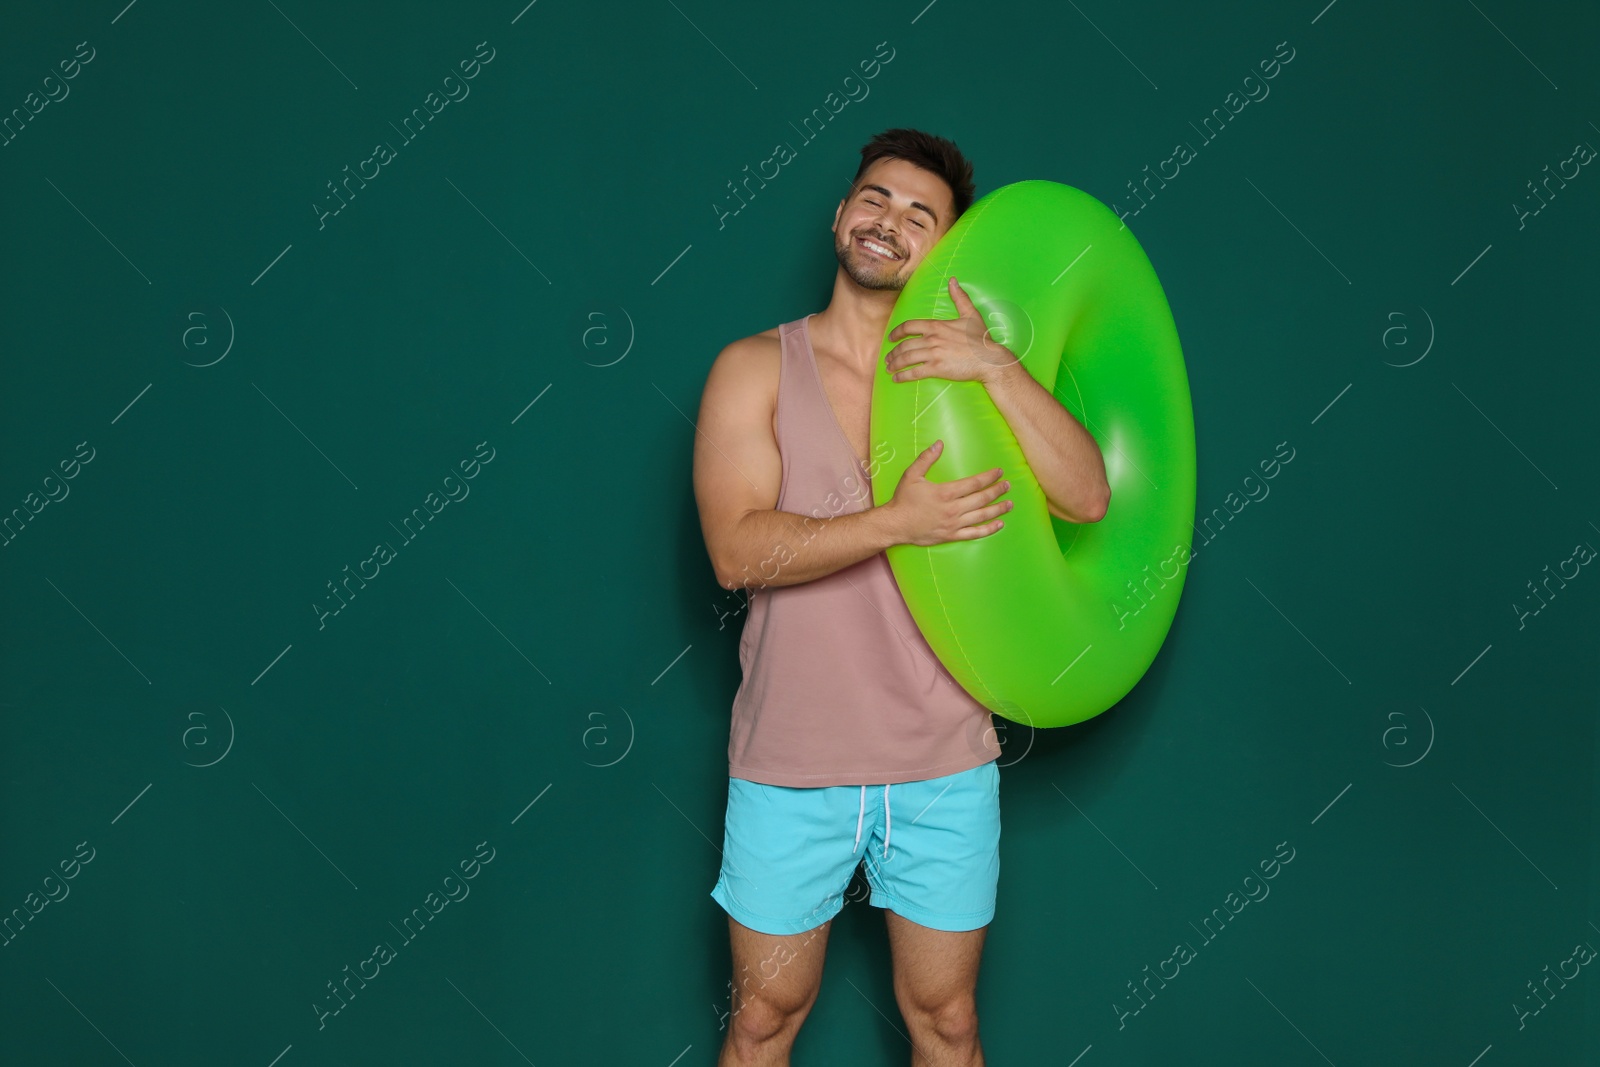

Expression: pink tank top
xmin=725 ymin=313 xmax=1002 ymax=787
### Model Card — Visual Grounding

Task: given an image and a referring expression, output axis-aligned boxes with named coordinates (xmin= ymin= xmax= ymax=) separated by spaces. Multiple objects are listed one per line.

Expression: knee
xmin=932 ymin=997 xmax=980 ymax=1045
xmin=903 ymin=993 xmax=979 ymax=1046
xmin=727 ymin=986 xmax=806 ymax=1049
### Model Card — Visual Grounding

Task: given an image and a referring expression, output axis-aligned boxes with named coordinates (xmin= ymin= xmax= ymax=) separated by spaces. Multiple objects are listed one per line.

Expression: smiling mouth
xmin=856 ymin=235 xmax=902 ymax=261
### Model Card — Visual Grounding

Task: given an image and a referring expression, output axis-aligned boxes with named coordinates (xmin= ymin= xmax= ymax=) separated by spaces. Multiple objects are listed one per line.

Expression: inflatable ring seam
xmin=914 ymin=190 xmax=1006 ymax=710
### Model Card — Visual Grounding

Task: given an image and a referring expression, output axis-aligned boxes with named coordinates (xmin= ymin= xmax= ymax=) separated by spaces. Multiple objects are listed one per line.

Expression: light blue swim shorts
xmin=709 ymin=759 xmax=1000 ymax=935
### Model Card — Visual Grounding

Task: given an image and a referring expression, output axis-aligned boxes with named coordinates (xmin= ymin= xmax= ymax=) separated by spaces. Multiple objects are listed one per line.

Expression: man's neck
xmin=812 ymin=278 xmax=899 ymax=374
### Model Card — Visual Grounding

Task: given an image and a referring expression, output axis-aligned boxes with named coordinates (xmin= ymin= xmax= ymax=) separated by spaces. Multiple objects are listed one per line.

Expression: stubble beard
xmin=835 ymin=230 xmax=906 ymax=292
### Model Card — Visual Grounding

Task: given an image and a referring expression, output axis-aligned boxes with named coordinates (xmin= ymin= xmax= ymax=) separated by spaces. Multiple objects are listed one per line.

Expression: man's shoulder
xmin=720 ymin=322 xmax=785 ymax=358
xmin=702 ymin=325 xmax=789 ymax=423
xmin=710 ymin=323 xmax=787 ymax=383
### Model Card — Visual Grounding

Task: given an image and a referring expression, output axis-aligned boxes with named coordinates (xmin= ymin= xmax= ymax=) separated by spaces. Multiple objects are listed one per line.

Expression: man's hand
xmin=884 ymin=275 xmax=1111 ymax=523
xmin=884 ymin=277 xmax=1021 ymax=386
xmin=882 ymin=439 xmax=1014 ymax=548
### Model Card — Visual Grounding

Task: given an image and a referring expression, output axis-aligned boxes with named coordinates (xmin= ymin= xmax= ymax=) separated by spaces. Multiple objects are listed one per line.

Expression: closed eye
xmin=864 ymin=197 xmax=926 ymax=228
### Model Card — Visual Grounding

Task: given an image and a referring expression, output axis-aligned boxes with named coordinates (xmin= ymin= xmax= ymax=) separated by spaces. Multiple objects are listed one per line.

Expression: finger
xmin=958 ymin=466 xmax=1005 ymax=493
xmin=891 ymin=347 xmax=927 ymax=370
xmin=970 ymin=499 xmax=1012 ymax=524
xmin=948 ymin=277 xmax=977 ymax=314
xmin=981 ymin=477 xmax=1013 ymax=503
xmin=887 ymin=346 xmax=926 ymax=378
xmin=908 ymin=439 xmax=944 ymax=475
xmin=887 ymin=334 xmax=923 ymax=360
xmin=958 ymin=516 xmax=1006 ymax=540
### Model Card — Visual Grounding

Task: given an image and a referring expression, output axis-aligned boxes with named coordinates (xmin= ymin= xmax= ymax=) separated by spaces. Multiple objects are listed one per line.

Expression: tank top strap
xmin=777 ymin=314 xmax=864 ymax=479
xmin=777 ymin=315 xmax=842 ymax=469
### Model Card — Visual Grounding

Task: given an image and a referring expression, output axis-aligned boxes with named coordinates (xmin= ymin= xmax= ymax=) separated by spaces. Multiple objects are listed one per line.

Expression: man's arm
xmin=693 ymin=337 xmax=906 ymax=591
xmin=981 ymin=358 xmax=1110 ymax=522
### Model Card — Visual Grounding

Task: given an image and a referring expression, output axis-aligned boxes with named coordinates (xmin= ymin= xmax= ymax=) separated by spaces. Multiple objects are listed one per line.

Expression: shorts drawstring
xmin=852 ymin=784 xmax=892 ymax=860
xmin=883 ymin=784 xmax=892 ymax=857
xmin=854 ymin=785 xmax=866 ymax=851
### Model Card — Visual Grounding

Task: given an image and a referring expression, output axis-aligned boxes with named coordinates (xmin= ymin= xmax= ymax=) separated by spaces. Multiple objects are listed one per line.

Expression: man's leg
xmin=711 ymin=776 xmax=866 ymax=1065
xmin=718 ymin=914 xmax=833 ymax=1067
xmin=884 ymin=910 xmax=987 ymax=1067
xmin=860 ymin=762 xmax=1000 ymax=1067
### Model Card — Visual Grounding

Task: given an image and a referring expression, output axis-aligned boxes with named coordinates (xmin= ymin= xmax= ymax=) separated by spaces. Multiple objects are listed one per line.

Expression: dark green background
xmin=2 ymin=1 xmax=1595 ymax=1064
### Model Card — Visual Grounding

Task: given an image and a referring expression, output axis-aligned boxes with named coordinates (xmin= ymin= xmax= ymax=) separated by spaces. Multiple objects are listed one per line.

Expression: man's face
xmin=832 ymin=157 xmax=954 ymax=291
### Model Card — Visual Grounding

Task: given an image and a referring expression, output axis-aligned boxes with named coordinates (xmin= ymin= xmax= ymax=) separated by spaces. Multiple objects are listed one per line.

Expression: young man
xmin=693 ymin=128 xmax=1110 ymax=1066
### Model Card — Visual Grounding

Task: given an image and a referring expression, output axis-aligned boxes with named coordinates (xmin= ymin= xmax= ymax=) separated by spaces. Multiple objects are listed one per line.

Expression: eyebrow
xmin=859 ymin=183 xmax=941 ymax=228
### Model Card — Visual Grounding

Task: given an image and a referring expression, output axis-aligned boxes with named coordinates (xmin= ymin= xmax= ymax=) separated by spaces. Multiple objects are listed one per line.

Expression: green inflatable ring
xmin=869 ymin=180 xmax=1196 ymax=729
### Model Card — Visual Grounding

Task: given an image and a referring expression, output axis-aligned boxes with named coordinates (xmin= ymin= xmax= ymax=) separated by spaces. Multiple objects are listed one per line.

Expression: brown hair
xmin=850 ymin=128 xmax=976 ymax=223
